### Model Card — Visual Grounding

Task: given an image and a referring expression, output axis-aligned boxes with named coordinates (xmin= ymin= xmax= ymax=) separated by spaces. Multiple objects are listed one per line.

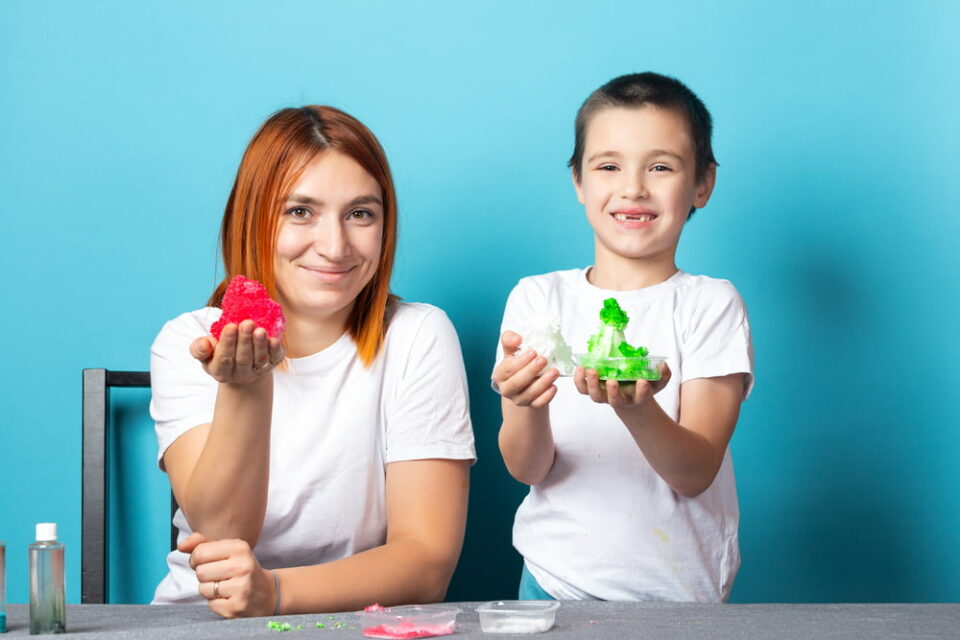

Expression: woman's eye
xmin=286 ymin=206 xmax=311 ymax=219
xmin=349 ymin=209 xmax=374 ymax=220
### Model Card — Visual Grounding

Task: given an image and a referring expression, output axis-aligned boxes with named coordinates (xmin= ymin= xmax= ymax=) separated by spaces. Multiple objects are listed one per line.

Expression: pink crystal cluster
xmin=210 ymin=275 xmax=286 ymax=340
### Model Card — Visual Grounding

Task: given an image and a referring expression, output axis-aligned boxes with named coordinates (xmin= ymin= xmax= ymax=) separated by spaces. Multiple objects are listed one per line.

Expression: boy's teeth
xmin=614 ymin=213 xmax=655 ymax=222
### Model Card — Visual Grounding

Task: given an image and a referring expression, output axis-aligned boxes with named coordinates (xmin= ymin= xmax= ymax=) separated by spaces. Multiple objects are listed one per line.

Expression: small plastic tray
xmin=573 ymin=354 xmax=666 ymax=381
xmin=357 ymin=605 xmax=460 ymax=638
xmin=476 ymin=600 xmax=560 ymax=634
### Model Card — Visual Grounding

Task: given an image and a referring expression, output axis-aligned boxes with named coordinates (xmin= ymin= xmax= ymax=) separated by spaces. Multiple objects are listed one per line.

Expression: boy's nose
xmin=621 ymin=172 xmax=649 ymax=199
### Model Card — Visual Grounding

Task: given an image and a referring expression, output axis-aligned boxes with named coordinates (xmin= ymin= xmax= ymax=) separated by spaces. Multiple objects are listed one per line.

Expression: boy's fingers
xmin=500 ymin=331 xmax=523 ymax=357
xmin=494 ymin=349 xmax=537 ymax=385
xmin=607 ymin=379 xmax=625 ymax=408
xmin=511 ymin=367 xmax=559 ymax=406
xmin=529 ymin=384 xmax=558 ymax=408
xmin=585 ymin=369 xmax=607 ymax=403
xmin=573 ymin=366 xmax=588 ymax=395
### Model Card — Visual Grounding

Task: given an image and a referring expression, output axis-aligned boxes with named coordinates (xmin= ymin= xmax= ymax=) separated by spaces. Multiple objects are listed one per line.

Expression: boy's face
xmin=574 ymin=105 xmax=715 ymax=269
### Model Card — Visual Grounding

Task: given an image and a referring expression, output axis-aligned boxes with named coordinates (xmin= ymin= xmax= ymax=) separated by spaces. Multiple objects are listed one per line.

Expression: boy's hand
xmin=493 ymin=330 xmax=559 ymax=408
xmin=574 ymin=362 xmax=672 ymax=412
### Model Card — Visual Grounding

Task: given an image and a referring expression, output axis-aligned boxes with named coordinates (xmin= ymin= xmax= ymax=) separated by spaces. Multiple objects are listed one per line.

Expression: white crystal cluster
xmin=518 ymin=317 xmax=575 ymax=375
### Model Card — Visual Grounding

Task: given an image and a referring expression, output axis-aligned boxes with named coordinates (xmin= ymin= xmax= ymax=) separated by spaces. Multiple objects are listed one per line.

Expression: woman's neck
xmin=281 ymin=308 xmax=352 ymax=358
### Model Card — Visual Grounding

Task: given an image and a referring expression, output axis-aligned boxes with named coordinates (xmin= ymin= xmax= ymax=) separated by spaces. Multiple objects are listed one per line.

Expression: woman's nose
xmin=312 ymin=218 xmax=349 ymax=261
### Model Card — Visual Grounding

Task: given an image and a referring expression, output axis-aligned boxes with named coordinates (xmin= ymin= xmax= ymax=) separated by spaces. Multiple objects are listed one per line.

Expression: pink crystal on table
xmin=362 ymin=621 xmax=455 ymax=639
xmin=210 ymin=275 xmax=286 ymax=340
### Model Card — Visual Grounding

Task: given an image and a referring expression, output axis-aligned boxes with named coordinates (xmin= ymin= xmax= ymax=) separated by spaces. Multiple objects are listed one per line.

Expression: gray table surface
xmin=3 ymin=602 xmax=959 ymax=639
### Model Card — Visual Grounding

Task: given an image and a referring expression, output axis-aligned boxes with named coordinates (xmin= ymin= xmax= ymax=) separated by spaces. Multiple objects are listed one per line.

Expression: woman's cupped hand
xmin=190 ymin=320 xmax=285 ymax=385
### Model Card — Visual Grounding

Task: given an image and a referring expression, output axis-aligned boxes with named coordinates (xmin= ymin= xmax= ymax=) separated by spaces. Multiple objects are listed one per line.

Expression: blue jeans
xmin=519 ymin=563 xmax=555 ymax=600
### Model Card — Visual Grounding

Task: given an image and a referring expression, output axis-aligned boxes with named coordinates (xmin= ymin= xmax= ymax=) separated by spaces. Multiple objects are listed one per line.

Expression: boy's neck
xmin=588 ymin=251 xmax=679 ymax=291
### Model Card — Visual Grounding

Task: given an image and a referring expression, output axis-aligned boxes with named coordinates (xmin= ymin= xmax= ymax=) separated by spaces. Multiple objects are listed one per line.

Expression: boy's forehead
xmin=584 ymin=106 xmax=694 ymax=157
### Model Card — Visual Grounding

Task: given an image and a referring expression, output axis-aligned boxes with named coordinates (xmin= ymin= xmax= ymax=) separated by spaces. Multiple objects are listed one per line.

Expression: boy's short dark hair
xmin=569 ymin=72 xmax=717 ymax=183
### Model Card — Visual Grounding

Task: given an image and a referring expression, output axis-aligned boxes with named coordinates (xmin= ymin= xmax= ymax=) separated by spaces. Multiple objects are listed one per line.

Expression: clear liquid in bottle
xmin=29 ymin=523 xmax=65 ymax=635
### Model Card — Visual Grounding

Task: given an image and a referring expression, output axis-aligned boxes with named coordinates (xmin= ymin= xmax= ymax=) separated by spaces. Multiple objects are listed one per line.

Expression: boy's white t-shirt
xmin=150 ymin=302 xmax=476 ymax=604
xmin=493 ymin=268 xmax=754 ymax=602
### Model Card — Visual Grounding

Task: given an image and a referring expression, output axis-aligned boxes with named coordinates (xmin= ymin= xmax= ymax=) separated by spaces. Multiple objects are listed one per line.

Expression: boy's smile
xmin=574 ymin=105 xmax=715 ymax=287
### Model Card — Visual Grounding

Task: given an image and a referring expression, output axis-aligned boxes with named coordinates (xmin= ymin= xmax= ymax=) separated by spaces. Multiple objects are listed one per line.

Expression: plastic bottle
xmin=1 ymin=538 xmax=6 ymax=633
xmin=29 ymin=523 xmax=65 ymax=635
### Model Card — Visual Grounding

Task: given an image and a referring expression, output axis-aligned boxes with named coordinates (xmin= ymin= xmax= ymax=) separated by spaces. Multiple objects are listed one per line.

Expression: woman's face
xmin=274 ymin=150 xmax=384 ymax=327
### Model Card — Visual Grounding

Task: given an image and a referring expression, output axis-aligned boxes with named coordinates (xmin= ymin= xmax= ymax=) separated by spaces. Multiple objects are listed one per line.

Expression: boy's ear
xmin=693 ymin=163 xmax=717 ymax=209
xmin=572 ymin=171 xmax=586 ymax=205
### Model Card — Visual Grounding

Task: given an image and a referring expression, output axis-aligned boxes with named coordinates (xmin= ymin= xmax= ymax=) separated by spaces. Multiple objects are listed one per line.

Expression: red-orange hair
xmin=208 ymin=106 xmax=398 ymax=366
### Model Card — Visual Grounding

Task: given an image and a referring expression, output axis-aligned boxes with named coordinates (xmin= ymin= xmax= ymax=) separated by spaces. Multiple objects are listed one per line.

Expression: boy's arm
xmin=578 ymin=367 xmax=745 ymax=497
xmin=495 ymin=331 xmax=559 ymax=486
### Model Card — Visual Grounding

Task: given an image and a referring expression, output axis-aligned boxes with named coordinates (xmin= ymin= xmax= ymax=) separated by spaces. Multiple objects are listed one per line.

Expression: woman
xmin=149 ymin=106 xmax=475 ymax=617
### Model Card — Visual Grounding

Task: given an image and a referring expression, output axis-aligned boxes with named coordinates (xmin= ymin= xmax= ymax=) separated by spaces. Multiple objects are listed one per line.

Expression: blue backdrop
xmin=1 ymin=0 xmax=958 ymax=605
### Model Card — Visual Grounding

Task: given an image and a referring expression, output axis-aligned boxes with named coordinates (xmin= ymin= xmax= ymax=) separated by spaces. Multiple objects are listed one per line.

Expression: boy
xmin=493 ymin=72 xmax=754 ymax=602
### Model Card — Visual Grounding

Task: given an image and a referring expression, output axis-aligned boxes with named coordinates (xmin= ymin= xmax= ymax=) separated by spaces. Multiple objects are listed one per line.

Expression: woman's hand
xmin=190 ymin=320 xmax=285 ymax=385
xmin=179 ymin=532 xmax=279 ymax=618
xmin=492 ymin=331 xmax=559 ymax=408
xmin=573 ymin=362 xmax=672 ymax=414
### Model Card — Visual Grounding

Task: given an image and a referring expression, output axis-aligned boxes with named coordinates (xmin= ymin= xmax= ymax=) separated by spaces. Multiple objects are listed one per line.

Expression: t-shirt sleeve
xmin=490 ymin=278 xmax=541 ymax=394
xmin=384 ymin=307 xmax=476 ymax=464
xmin=681 ymin=281 xmax=755 ymax=400
xmin=150 ymin=309 xmax=220 ymax=468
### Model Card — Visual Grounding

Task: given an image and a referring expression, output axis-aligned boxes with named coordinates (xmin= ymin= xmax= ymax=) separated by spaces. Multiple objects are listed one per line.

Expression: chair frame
xmin=81 ymin=368 xmax=177 ymax=604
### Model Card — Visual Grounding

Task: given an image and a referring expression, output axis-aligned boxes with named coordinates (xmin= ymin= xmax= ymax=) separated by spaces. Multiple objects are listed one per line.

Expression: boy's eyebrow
xmin=586 ymin=150 xmax=621 ymax=164
xmin=585 ymin=149 xmax=686 ymax=163
xmin=285 ymin=193 xmax=383 ymax=207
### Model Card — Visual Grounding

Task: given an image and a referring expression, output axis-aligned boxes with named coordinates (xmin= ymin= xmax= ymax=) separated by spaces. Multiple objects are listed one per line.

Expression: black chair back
xmin=81 ymin=368 xmax=178 ymax=604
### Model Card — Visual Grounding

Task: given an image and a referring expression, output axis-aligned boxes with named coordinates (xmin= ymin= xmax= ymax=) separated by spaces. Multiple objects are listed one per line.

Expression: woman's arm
xmin=163 ymin=321 xmax=284 ymax=545
xmin=183 ymin=458 xmax=470 ymax=617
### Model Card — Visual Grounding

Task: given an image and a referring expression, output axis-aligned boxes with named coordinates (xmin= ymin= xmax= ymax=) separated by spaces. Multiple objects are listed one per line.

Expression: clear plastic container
xmin=357 ymin=605 xmax=460 ymax=638
xmin=476 ymin=600 xmax=560 ymax=634
xmin=574 ymin=354 xmax=666 ymax=381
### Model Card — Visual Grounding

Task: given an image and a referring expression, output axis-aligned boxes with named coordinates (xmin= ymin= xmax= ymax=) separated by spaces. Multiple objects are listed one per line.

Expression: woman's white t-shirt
xmin=151 ymin=302 xmax=476 ymax=604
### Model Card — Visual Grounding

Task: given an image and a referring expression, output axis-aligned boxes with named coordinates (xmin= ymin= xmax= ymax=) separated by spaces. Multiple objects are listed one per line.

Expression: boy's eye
xmin=651 ymin=164 xmax=672 ymax=172
xmin=598 ymin=164 xmax=619 ymax=171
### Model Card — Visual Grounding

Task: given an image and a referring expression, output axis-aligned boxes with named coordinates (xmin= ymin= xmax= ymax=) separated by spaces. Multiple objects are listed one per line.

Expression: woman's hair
xmin=209 ymin=105 xmax=398 ymax=366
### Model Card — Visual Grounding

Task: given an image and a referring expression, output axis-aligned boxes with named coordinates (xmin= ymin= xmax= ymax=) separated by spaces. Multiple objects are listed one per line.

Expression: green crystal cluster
xmin=581 ymin=298 xmax=659 ymax=380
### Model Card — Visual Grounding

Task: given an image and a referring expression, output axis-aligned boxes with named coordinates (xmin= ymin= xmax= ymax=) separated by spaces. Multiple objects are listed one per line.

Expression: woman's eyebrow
xmin=285 ymin=193 xmax=383 ymax=207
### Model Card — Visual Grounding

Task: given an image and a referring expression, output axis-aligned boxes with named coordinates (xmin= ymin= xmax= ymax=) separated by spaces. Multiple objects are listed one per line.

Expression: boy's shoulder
xmin=512 ymin=267 xmax=585 ymax=295
xmin=674 ymin=272 xmax=743 ymax=298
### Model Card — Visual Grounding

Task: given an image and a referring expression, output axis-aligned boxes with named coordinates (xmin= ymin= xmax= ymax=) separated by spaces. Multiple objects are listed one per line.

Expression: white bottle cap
xmin=36 ymin=523 xmax=58 ymax=542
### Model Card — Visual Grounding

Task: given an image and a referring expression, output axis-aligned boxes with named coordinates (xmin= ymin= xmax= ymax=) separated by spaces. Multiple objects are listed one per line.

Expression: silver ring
xmin=213 ymin=580 xmax=222 ymax=599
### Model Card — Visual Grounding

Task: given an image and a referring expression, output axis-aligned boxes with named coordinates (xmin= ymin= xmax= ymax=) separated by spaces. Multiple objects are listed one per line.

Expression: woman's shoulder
xmin=152 ymin=307 xmax=222 ymax=351
xmin=386 ymin=301 xmax=454 ymax=335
